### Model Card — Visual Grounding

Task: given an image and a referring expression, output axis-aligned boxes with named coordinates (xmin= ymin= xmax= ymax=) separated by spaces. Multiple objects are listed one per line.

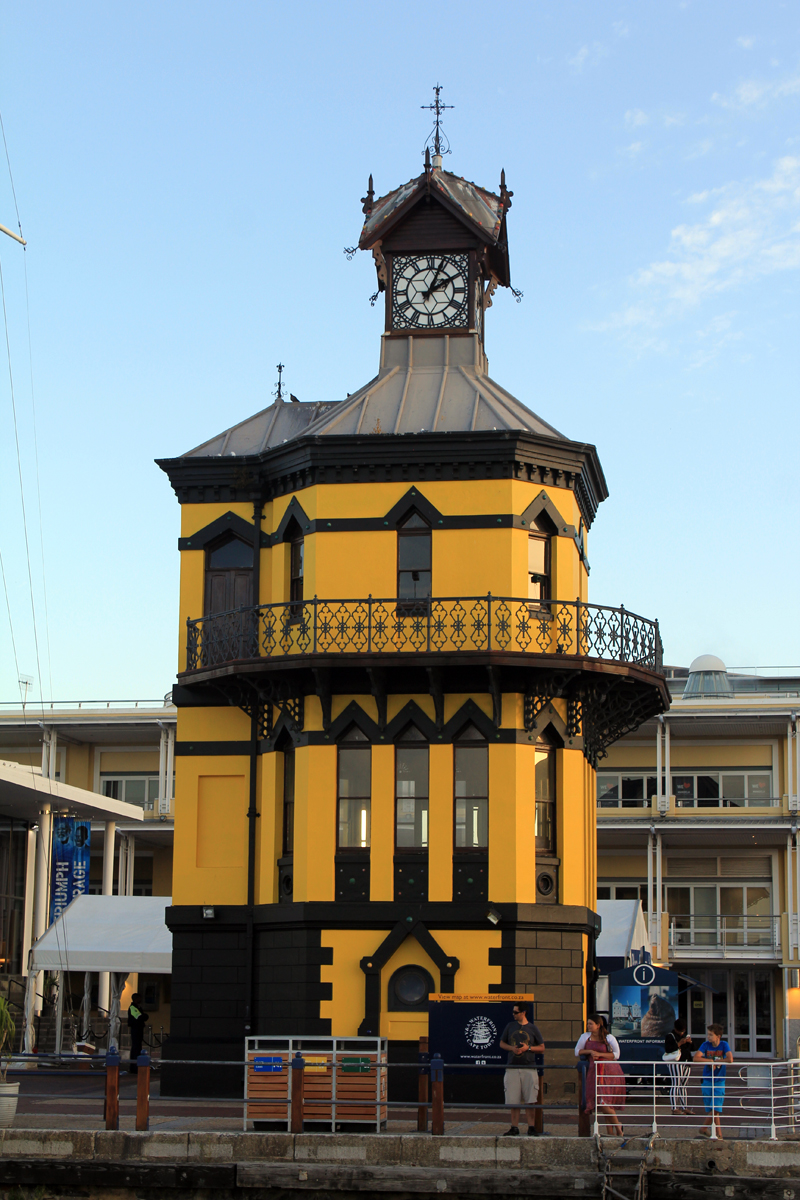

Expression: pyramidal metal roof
xmin=181 ymin=334 xmax=564 ymax=458
xmin=300 ymin=335 xmax=564 ymax=440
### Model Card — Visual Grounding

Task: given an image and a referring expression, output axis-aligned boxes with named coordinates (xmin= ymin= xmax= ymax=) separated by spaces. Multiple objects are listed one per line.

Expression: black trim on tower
xmin=178 ymin=510 xmax=269 ymax=552
xmin=357 ymin=919 xmax=460 ymax=1036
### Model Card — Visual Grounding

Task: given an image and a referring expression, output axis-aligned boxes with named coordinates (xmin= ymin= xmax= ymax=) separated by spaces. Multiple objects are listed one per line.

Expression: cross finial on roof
xmin=274 ymin=362 xmax=285 ymax=403
xmin=421 ymin=84 xmax=453 ymax=161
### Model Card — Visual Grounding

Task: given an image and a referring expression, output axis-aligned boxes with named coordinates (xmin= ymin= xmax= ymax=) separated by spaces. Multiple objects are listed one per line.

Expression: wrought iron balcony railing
xmin=185 ymin=596 xmax=662 ymax=674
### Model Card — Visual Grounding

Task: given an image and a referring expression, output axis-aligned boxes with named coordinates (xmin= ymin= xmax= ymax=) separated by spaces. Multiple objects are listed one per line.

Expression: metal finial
xmin=361 ymin=174 xmax=375 ymax=215
xmin=499 ymin=168 xmax=513 ymax=212
xmin=421 ymin=84 xmax=453 ymax=159
xmin=274 ymin=362 xmax=285 ymax=403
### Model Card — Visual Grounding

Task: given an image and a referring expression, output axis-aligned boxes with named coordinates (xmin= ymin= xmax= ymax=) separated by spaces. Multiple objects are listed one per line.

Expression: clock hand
xmin=422 ymin=261 xmax=446 ymax=299
xmin=423 ymin=274 xmax=460 ymax=299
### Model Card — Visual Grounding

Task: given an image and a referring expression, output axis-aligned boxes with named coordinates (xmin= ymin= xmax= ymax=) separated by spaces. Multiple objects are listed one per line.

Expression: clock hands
xmin=422 ymin=273 xmax=459 ymax=300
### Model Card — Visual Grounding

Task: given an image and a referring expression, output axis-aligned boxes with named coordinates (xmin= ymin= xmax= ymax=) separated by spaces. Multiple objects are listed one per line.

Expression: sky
xmin=0 ymin=0 xmax=798 ymax=701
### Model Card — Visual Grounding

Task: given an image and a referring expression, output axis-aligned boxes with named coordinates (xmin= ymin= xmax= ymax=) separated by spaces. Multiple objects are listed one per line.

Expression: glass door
xmin=686 ymin=969 xmax=774 ymax=1057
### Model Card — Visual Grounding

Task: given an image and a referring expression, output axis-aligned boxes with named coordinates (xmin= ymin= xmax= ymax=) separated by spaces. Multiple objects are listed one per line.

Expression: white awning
xmin=0 ymin=760 xmax=144 ymax=824
xmin=596 ymin=899 xmax=649 ymax=964
xmin=30 ymin=894 xmax=172 ymax=974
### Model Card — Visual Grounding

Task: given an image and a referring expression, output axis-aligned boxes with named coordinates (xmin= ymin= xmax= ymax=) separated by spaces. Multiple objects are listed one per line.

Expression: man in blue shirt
xmin=693 ymin=1023 xmax=733 ymax=1139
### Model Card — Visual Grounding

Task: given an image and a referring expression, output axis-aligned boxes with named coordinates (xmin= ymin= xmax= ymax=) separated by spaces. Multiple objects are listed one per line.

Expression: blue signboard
xmin=253 ymin=1056 xmax=282 ymax=1073
xmin=49 ymin=817 xmax=91 ymax=924
xmin=608 ymin=963 xmax=679 ymax=1063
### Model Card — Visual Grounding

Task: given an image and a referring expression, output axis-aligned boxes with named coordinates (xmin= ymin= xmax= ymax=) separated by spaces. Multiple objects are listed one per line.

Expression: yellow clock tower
xmin=157 ymin=131 xmax=668 ymax=1090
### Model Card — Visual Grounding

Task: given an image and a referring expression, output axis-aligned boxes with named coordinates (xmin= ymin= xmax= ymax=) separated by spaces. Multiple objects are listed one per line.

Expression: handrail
xmin=668 ymin=913 xmax=780 ymax=952
xmin=186 ymin=595 xmax=663 ymax=674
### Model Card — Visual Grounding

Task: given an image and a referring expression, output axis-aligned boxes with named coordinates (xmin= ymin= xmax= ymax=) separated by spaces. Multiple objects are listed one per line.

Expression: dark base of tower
xmin=162 ymin=901 xmax=600 ymax=1098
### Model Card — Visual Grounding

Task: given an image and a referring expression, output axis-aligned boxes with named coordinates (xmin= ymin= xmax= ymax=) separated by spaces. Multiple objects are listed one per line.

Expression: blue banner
xmin=50 ymin=817 xmax=91 ymax=924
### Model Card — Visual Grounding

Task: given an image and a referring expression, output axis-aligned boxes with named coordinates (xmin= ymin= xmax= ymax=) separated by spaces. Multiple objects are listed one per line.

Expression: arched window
xmin=282 ymin=748 xmax=295 ymax=857
xmin=388 ymin=964 xmax=435 ymax=1012
xmin=204 ymin=534 xmax=253 ymax=615
xmin=454 ymin=724 xmax=489 ymax=850
xmin=528 ymin=512 xmax=556 ymax=607
xmin=337 ymin=726 xmax=371 ymax=849
xmin=397 ymin=511 xmax=431 ymax=600
xmin=395 ymin=724 xmax=429 ymax=849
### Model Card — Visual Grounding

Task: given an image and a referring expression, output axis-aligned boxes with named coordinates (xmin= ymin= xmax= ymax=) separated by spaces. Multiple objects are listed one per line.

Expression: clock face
xmin=391 ymin=254 xmax=469 ymax=330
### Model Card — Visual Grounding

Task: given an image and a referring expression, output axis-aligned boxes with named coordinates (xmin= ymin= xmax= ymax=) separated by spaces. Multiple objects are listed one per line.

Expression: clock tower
xmin=157 ymin=105 xmax=668 ymax=1099
xmin=361 ymin=146 xmax=512 ymax=346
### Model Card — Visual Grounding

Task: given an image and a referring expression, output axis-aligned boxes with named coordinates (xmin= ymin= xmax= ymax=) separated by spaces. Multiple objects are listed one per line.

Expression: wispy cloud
xmin=620 ymin=142 xmax=644 ymax=159
xmin=713 ymin=73 xmax=800 ymax=109
xmin=625 ymin=109 xmax=648 ymax=128
xmin=736 ymin=36 xmax=754 ymax=50
xmin=593 ymin=156 xmax=800 ymax=353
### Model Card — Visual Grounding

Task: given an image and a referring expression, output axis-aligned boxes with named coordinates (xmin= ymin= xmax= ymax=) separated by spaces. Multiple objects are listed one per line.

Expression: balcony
xmin=185 ymin=595 xmax=663 ymax=673
xmin=668 ymin=914 xmax=780 ymax=959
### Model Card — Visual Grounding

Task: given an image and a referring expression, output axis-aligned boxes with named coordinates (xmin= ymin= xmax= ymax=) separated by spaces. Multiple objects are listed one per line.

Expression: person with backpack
xmin=663 ymin=1019 xmax=693 ymax=1113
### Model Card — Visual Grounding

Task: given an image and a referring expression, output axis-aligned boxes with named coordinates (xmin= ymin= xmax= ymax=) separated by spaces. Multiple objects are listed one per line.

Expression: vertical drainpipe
xmin=245 ymin=497 xmax=263 ymax=1037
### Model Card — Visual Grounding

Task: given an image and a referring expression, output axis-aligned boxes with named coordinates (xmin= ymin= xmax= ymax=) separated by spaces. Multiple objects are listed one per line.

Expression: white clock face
xmin=391 ymin=254 xmax=469 ymax=330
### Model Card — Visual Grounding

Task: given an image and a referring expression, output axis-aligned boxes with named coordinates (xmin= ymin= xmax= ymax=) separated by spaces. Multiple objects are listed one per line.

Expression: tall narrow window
xmin=204 ymin=534 xmax=253 ymax=615
xmin=395 ymin=726 xmax=429 ymax=849
xmin=397 ymin=512 xmax=431 ymax=601
xmin=454 ymin=725 xmax=489 ymax=850
xmin=535 ymin=744 xmax=556 ymax=854
xmin=290 ymin=537 xmax=304 ymax=603
xmin=528 ymin=532 xmax=551 ymax=606
xmin=282 ymin=750 xmax=295 ymax=856
xmin=338 ymin=727 xmax=371 ymax=849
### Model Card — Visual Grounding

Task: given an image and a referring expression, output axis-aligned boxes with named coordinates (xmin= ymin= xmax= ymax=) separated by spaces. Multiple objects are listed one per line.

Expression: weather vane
xmin=274 ymin=362 xmax=285 ymax=402
xmin=421 ymin=84 xmax=453 ymax=158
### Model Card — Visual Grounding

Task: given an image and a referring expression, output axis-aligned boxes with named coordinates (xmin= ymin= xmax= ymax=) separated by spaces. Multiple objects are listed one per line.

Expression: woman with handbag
xmin=663 ymin=1020 xmax=693 ymax=1113
xmin=575 ymin=1014 xmax=626 ymax=1136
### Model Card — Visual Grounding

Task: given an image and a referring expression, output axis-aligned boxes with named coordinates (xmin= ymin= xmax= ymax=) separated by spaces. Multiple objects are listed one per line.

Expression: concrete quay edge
xmin=0 ymin=1129 xmax=798 ymax=1178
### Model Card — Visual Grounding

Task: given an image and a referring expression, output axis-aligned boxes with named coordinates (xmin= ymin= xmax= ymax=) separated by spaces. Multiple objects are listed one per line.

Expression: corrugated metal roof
xmin=360 ymin=167 xmax=504 ymax=247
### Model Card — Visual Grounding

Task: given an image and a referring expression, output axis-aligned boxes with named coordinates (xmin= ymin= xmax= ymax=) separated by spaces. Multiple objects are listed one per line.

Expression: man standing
xmin=499 ymin=1003 xmax=545 ymax=1136
xmin=693 ymin=1023 xmax=733 ymax=1139
xmin=127 ymin=992 xmax=149 ymax=1073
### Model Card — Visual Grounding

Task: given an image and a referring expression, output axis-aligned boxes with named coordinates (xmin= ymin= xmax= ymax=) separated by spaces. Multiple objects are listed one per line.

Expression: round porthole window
xmin=280 ymin=872 xmax=293 ymax=897
xmin=388 ymin=965 xmax=435 ymax=1012
xmin=537 ymin=870 xmax=555 ymax=897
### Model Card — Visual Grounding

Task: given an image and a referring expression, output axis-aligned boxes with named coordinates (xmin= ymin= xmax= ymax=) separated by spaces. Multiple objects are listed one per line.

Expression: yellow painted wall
xmin=99 ymin=752 xmax=161 ymax=773
xmin=488 ymin=743 xmax=537 ymax=903
xmin=173 ymin=756 xmax=250 ymax=904
xmin=257 ymin=751 xmax=281 ymax=905
xmin=603 ymin=744 xmax=775 ymax=770
xmin=293 ymin=745 xmax=336 ymax=902
xmin=428 ymin=745 xmax=453 ymax=902
xmin=320 ymin=927 xmax=502 ymax=1038
xmin=560 ymin=748 xmax=591 ymax=907
xmin=370 ymin=746 xmax=394 ymax=902
xmin=178 ymin=707 xmax=250 ymax=742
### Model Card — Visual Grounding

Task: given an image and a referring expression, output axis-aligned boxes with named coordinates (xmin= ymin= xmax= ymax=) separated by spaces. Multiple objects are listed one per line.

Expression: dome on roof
xmin=683 ymin=653 xmax=733 ymax=697
xmin=688 ymin=654 xmax=727 ymax=673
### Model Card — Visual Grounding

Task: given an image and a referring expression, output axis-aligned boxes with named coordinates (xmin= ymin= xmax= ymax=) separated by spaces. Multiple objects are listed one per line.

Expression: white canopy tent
xmin=595 ymin=900 xmax=649 ymax=972
xmin=24 ymin=894 xmax=172 ymax=1055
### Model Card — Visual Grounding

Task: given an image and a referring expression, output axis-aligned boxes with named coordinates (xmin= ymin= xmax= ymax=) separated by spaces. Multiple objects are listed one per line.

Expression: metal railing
xmin=186 ymin=595 xmax=662 ymax=673
xmin=6 ymin=1052 xmax=800 ymax=1140
xmin=669 ymin=914 xmax=780 ymax=955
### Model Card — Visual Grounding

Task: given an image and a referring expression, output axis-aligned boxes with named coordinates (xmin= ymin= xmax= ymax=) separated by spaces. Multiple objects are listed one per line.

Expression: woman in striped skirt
xmin=664 ymin=1020 xmax=693 ymax=1112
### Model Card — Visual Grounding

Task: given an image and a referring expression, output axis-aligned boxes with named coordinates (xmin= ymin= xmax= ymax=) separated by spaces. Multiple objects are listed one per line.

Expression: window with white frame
xmin=102 ymin=775 xmax=162 ymax=811
xmin=597 ymin=883 xmax=651 ymax=910
xmin=597 ymin=770 xmax=773 ymax=808
xmin=667 ymin=883 xmax=773 ymax=947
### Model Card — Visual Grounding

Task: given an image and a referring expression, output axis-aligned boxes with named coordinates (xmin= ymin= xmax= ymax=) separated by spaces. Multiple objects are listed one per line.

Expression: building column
xmin=33 ymin=803 xmax=52 ymax=1016
xmin=647 ymin=829 xmax=654 ymax=953
xmin=656 ymin=831 xmax=663 ymax=959
xmin=98 ymin=820 xmax=116 ymax=1016
xmin=21 ymin=828 xmax=36 ymax=973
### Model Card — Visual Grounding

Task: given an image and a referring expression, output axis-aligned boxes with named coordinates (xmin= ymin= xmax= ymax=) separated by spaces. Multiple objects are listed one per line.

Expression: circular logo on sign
xmin=632 ymin=964 xmax=656 ymax=986
xmin=464 ymin=1015 xmax=497 ymax=1049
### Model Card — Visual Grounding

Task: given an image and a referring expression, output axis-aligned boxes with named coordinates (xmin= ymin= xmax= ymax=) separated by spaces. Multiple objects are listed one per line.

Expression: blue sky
xmin=0 ymin=1 xmax=798 ymax=700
